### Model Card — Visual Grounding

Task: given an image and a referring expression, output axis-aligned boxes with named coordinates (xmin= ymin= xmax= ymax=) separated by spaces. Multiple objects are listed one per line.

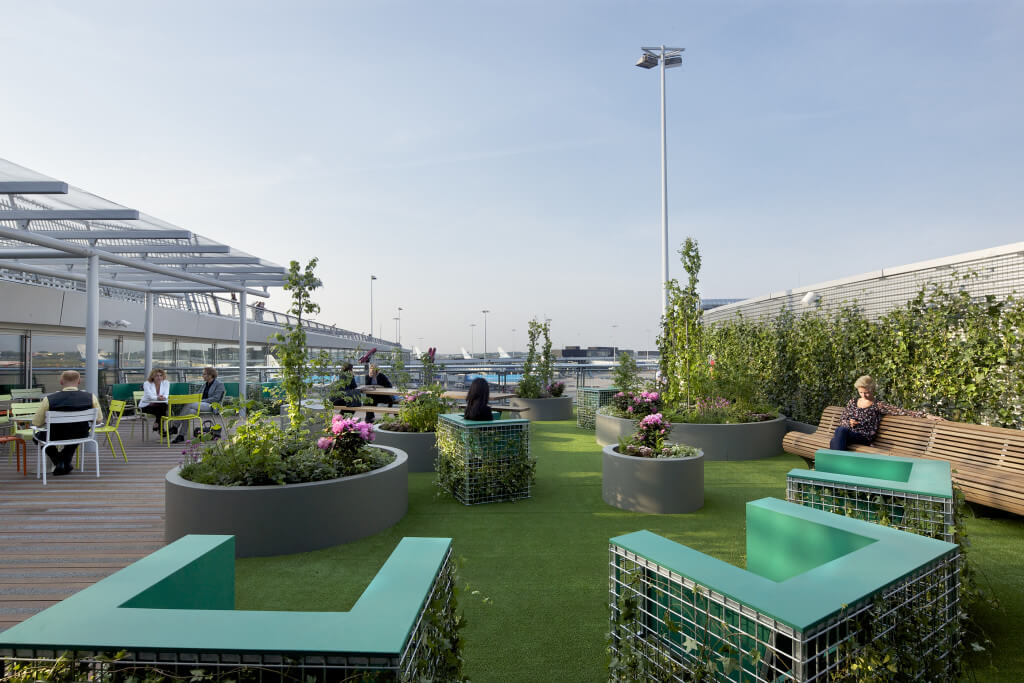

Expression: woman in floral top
xmin=829 ymin=375 xmax=941 ymax=451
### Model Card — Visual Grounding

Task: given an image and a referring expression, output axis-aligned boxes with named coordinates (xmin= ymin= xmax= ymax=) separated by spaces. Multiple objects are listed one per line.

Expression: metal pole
xmin=369 ymin=275 xmax=375 ymax=338
xmin=85 ymin=254 xmax=99 ymax=394
xmin=660 ymin=45 xmax=669 ymax=319
xmin=144 ymin=291 xmax=154 ymax=374
xmin=239 ymin=287 xmax=248 ymax=415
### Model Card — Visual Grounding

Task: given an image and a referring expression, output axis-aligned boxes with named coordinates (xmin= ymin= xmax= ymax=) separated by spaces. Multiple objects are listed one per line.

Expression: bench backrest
xmin=929 ymin=420 xmax=1024 ymax=475
xmin=870 ymin=414 xmax=939 ymax=457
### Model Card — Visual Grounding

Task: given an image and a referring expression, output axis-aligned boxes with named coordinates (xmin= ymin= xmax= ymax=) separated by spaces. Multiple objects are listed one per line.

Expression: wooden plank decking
xmin=0 ymin=426 xmax=183 ymax=632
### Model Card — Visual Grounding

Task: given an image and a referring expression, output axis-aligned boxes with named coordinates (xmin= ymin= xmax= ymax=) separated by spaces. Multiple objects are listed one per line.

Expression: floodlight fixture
xmin=635 ymin=53 xmax=658 ymax=69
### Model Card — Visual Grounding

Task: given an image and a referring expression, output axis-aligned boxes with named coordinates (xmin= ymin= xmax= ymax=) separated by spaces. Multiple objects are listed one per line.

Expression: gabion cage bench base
xmin=0 ymin=535 xmax=458 ymax=682
xmin=436 ymin=414 xmax=533 ymax=505
xmin=609 ymin=499 xmax=960 ymax=682
xmin=577 ymin=387 xmax=619 ymax=429
xmin=787 ymin=449 xmax=955 ymax=542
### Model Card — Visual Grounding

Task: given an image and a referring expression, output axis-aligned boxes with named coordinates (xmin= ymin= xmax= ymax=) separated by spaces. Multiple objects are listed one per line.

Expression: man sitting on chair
xmin=32 ymin=370 xmax=103 ymax=476
xmin=174 ymin=367 xmax=225 ymax=444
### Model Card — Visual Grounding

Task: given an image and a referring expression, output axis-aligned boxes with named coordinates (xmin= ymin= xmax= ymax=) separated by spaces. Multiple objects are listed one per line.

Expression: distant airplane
xmin=413 ymin=346 xmax=422 ymax=358
xmin=77 ymin=344 xmax=117 ymax=368
xmin=497 ymin=346 xmax=511 ymax=359
xmin=460 ymin=347 xmax=473 ymax=360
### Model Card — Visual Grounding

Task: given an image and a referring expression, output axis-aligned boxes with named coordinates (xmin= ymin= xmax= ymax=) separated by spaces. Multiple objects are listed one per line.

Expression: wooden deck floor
xmin=0 ymin=425 xmax=183 ymax=632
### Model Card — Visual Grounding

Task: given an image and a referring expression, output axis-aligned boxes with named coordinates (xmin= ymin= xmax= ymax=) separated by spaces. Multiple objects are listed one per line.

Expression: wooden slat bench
xmin=335 ymin=405 xmax=401 ymax=415
xmin=784 ymin=407 xmax=1024 ymax=516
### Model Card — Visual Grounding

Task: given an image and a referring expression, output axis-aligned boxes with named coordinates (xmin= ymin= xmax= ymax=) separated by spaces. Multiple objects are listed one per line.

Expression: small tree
xmin=658 ymin=238 xmax=705 ymax=409
xmin=516 ymin=320 xmax=543 ymax=398
xmin=538 ymin=320 xmax=554 ymax=388
xmin=273 ymin=258 xmax=321 ymax=431
xmin=612 ymin=351 xmax=641 ymax=394
xmin=390 ymin=347 xmax=411 ymax=391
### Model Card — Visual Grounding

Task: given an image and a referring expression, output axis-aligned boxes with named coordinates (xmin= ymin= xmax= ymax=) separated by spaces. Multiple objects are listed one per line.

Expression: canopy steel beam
xmin=20 ymin=228 xmax=193 ymax=240
xmin=0 ymin=181 xmax=69 ymax=194
xmin=0 ymin=209 xmax=139 ymax=221
xmin=0 ymin=225 xmax=266 ymax=294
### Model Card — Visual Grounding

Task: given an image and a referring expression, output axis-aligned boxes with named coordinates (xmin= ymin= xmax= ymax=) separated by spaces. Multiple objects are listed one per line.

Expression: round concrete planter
xmin=596 ymin=411 xmax=786 ymax=461
xmin=602 ymin=444 xmax=704 ymax=514
xmin=509 ymin=396 xmax=573 ymax=421
xmin=373 ymin=428 xmax=437 ymax=473
xmin=595 ymin=411 xmax=637 ymax=447
xmin=165 ymin=445 xmax=408 ymax=558
xmin=668 ymin=416 xmax=787 ymax=461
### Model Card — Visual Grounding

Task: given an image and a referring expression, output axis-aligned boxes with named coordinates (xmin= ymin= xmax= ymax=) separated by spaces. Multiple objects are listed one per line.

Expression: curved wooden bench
xmin=784 ymin=407 xmax=1024 ymax=516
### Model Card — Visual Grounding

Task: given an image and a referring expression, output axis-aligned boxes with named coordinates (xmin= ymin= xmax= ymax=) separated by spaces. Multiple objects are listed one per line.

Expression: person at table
xmin=330 ymin=362 xmax=360 ymax=407
xmin=31 ymin=370 xmax=103 ymax=476
xmin=139 ymin=368 xmax=170 ymax=435
xmin=463 ymin=377 xmax=494 ymax=421
xmin=173 ymin=367 xmax=225 ymax=443
xmin=364 ymin=363 xmax=393 ymax=423
xmin=830 ymin=375 xmax=941 ymax=451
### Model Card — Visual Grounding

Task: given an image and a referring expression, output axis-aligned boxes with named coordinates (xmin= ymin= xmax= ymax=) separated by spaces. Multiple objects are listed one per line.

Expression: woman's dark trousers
xmin=829 ymin=426 xmax=873 ymax=451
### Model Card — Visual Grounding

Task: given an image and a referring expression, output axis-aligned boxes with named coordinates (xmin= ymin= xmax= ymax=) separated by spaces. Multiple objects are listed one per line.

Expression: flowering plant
xmin=546 ymin=381 xmax=566 ymax=398
xmin=619 ymin=412 xmax=699 ymax=459
xmin=320 ymin=415 xmax=374 ymax=454
xmin=611 ymin=390 xmax=662 ymax=419
xmin=379 ymin=385 xmax=451 ymax=432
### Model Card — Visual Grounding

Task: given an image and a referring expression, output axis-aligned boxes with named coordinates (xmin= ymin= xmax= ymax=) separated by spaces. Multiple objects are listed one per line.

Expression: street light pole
xmin=393 ymin=317 xmax=400 ymax=343
xmin=369 ymin=274 xmax=377 ymax=337
xmin=397 ymin=306 xmax=403 ymax=345
xmin=470 ymin=323 xmax=477 ymax=355
xmin=636 ymin=45 xmax=684 ymax=319
xmin=481 ymin=309 xmax=490 ymax=357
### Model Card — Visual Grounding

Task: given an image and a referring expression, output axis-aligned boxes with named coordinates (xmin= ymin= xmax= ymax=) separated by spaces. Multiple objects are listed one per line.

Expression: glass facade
xmin=0 ymin=333 xmax=24 ymax=391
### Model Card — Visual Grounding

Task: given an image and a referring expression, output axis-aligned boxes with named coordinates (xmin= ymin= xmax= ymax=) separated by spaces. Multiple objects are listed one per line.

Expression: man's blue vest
xmin=45 ymin=389 xmax=95 ymax=441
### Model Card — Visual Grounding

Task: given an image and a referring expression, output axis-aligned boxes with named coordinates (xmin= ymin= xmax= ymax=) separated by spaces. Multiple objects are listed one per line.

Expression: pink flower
xmin=317 ymin=437 xmax=333 ymax=450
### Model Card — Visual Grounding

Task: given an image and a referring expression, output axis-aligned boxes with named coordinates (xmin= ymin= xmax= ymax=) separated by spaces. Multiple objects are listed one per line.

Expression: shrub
xmin=617 ymin=412 xmax=699 ymax=459
xmin=611 ymin=352 xmax=641 ymax=394
xmin=606 ymin=390 xmax=662 ymax=419
xmin=546 ymin=381 xmax=566 ymax=398
xmin=379 ymin=385 xmax=451 ymax=432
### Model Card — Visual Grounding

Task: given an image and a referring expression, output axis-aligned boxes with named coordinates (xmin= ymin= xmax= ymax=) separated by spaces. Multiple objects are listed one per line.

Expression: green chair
xmin=11 ymin=402 xmax=43 ymax=464
xmin=168 ymin=382 xmax=190 ymax=396
xmin=161 ymin=394 xmax=201 ymax=446
xmin=94 ymin=399 xmax=128 ymax=463
xmin=10 ymin=388 xmax=43 ymax=402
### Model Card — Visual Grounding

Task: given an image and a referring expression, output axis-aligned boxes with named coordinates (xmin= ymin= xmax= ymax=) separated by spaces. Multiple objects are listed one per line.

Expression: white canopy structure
xmin=0 ymin=158 xmax=290 ymax=402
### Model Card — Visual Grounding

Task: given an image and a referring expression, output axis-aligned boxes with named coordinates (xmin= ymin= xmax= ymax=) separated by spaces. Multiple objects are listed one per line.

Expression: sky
xmin=2 ymin=0 xmax=1022 ymax=354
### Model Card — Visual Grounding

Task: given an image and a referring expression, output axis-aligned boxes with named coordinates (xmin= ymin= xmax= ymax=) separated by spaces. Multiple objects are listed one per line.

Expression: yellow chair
xmin=161 ymin=394 xmax=201 ymax=446
xmin=11 ymin=388 xmax=43 ymax=402
xmin=11 ymin=402 xmax=45 ymax=469
xmin=94 ymin=399 xmax=128 ymax=463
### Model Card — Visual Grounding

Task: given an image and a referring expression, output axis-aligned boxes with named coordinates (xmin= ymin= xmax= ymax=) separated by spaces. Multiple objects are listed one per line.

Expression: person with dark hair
xmin=330 ymin=362 xmax=360 ymax=407
xmin=364 ymin=363 xmax=393 ymax=423
xmin=463 ymin=377 xmax=494 ymax=421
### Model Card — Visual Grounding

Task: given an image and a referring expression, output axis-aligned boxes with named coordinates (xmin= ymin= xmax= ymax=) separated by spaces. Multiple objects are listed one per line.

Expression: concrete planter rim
xmin=603 ymin=443 xmax=704 ymax=461
xmin=167 ymin=444 xmax=405 ymax=490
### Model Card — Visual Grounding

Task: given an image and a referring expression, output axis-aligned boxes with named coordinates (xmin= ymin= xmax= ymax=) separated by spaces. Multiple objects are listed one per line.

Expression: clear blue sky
xmin=2 ymin=1 xmax=1021 ymax=353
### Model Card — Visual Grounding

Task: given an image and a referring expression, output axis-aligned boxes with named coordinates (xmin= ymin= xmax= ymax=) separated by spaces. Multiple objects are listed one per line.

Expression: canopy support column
xmin=85 ymin=254 xmax=99 ymax=394
xmin=238 ymin=287 xmax=247 ymax=415
xmin=144 ymin=292 xmax=154 ymax=375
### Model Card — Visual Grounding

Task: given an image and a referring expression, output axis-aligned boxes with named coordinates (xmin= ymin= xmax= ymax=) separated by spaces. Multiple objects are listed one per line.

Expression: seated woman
xmin=139 ymin=368 xmax=170 ymax=434
xmin=463 ymin=377 xmax=494 ymax=421
xmin=830 ymin=375 xmax=941 ymax=451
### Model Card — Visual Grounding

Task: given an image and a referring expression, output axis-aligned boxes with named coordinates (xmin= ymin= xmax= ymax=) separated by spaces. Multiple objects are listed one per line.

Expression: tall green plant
xmin=516 ymin=319 xmax=544 ymax=398
xmin=611 ymin=351 xmax=641 ymax=394
xmin=390 ymin=347 xmax=411 ymax=391
xmin=272 ymin=258 xmax=321 ymax=431
xmin=538 ymin=319 xmax=554 ymax=387
xmin=658 ymin=238 xmax=706 ymax=409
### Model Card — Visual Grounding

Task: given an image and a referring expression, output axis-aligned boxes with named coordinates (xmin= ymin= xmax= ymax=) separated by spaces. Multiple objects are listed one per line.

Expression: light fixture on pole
xmin=481 ymin=309 xmax=490 ymax=357
xmin=469 ymin=323 xmax=477 ymax=355
xmin=636 ymin=44 xmax=685 ymax=319
xmin=369 ymin=274 xmax=377 ymax=337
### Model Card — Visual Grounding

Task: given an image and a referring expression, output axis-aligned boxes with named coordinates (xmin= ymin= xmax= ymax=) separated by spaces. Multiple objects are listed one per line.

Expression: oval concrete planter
xmin=595 ymin=411 xmax=637 ymax=447
xmin=509 ymin=396 xmax=573 ymax=421
xmin=602 ymin=444 xmax=704 ymax=514
xmin=668 ymin=416 xmax=787 ymax=461
xmin=165 ymin=445 xmax=408 ymax=558
xmin=596 ymin=411 xmax=786 ymax=461
xmin=373 ymin=428 xmax=437 ymax=473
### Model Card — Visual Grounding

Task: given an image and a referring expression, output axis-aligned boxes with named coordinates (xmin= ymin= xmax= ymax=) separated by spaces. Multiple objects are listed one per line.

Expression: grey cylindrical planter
xmin=165 ymin=445 xmax=408 ymax=558
xmin=668 ymin=416 xmax=787 ymax=461
xmin=508 ymin=396 xmax=573 ymax=421
xmin=595 ymin=411 xmax=637 ymax=447
xmin=602 ymin=444 xmax=704 ymax=514
xmin=373 ymin=428 xmax=437 ymax=473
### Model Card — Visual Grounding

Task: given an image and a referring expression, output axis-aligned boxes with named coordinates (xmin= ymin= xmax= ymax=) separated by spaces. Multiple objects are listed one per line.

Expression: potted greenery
xmin=602 ymin=412 xmax=703 ymax=514
xmin=509 ymin=319 xmax=573 ymax=420
xmin=595 ymin=388 xmax=662 ymax=447
xmin=375 ymin=385 xmax=452 ymax=473
xmin=164 ymin=259 xmax=409 ymax=557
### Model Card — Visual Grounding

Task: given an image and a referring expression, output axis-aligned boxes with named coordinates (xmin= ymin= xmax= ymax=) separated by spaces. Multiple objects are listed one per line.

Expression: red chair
xmin=1 ymin=435 xmax=27 ymax=475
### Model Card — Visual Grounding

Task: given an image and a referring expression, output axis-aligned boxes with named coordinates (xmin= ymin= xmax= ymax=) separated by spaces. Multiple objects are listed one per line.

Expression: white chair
xmin=35 ymin=409 xmax=99 ymax=485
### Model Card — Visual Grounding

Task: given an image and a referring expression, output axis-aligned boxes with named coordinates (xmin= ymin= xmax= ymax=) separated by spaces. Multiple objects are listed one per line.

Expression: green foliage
xmin=272 ymin=258 xmax=322 ymax=431
xmin=435 ymin=420 xmax=536 ymax=504
xmin=516 ymin=319 xmax=544 ymax=398
xmin=391 ymin=385 xmax=452 ymax=432
xmin=419 ymin=350 xmax=439 ymax=385
xmin=611 ymin=351 xmax=641 ymax=394
xmin=658 ymin=238 xmax=708 ymax=409
xmin=389 ymin=348 xmax=411 ymax=391
xmin=702 ymin=277 xmax=1024 ymax=427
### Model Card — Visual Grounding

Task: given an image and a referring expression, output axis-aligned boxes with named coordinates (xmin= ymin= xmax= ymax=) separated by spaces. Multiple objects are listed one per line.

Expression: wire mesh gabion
xmin=435 ymin=416 xmax=533 ymax=505
xmin=785 ymin=475 xmax=956 ymax=543
xmin=0 ymin=550 xmax=457 ymax=683
xmin=577 ymin=387 xmax=619 ymax=429
xmin=608 ymin=543 xmax=961 ymax=682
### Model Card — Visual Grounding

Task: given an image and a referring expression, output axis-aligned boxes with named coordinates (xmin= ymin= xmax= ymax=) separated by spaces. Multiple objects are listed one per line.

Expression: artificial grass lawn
xmin=236 ymin=419 xmax=1024 ymax=682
